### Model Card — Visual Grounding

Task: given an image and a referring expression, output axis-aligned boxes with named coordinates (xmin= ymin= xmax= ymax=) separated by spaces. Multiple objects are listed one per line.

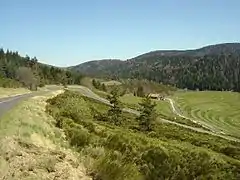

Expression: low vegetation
xmin=115 ymin=79 xmax=176 ymax=96
xmin=46 ymin=90 xmax=240 ymax=180
xmin=82 ymin=76 xmax=176 ymax=96
xmin=0 ymin=77 xmax=23 ymax=88
xmin=92 ymin=79 xmax=107 ymax=92
xmin=0 ymin=91 xmax=91 ymax=179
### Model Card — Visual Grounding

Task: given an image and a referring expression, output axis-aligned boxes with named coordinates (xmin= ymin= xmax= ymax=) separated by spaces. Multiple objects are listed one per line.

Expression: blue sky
xmin=0 ymin=0 xmax=239 ymax=66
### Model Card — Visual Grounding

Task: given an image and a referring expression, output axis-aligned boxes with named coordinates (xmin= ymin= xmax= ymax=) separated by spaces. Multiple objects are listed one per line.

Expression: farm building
xmin=149 ymin=93 xmax=165 ymax=100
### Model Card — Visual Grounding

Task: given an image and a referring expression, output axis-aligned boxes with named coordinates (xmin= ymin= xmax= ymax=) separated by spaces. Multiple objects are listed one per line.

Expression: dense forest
xmin=71 ymin=43 xmax=240 ymax=92
xmin=0 ymin=49 xmax=83 ymax=89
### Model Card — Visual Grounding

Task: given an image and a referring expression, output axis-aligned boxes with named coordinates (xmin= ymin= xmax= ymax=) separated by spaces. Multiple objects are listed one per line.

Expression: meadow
xmin=173 ymin=91 xmax=240 ymax=138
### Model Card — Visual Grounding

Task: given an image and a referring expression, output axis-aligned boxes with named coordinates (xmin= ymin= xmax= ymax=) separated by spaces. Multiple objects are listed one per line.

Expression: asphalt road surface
xmin=0 ymin=86 xmax=61 ymax=118
xmin=0 ymin=93 xmax=37 ymax=117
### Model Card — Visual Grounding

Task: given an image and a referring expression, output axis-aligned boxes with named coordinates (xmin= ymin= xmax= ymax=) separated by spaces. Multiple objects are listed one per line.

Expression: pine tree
xmin=136 ymin=85 xmax=144 ymax=97
xmin=133 ymin=91 xmax=136 ymax=96
xmin=92 ymin=79 xmax=97 ymax=88
xmin=137 ymin=95 xmax=157 ymax=131
xmin=101 ymin=83 xmax=107 ymax=91
xmin=96 ymin=80 xmax=101 ymax=89
xmin=107 ymin=87 xmax=123 ymax=125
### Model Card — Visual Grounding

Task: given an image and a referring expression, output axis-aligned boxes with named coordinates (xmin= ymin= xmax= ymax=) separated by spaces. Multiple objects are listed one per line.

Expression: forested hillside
xmin=0 ymin=49 xmax=83 ymax=88
xmin=71 ymin=43 xmax=240 ymax=92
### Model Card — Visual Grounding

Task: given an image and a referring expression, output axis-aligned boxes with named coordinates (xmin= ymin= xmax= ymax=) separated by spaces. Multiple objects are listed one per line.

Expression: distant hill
xmin=132 ymin=43 xmax=240 ymax=60
xmin=70 ymin=43 xmax=240 ymax=91
xmin=0 ymin=49 xmax=83 ymax=88
xmin=69 ymin=59 xmax=124 ymax=77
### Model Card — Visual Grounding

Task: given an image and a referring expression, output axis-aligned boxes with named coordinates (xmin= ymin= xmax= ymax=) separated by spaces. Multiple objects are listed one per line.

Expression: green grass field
xmin=173 ymin=91 xmax=240 ymax=138
xmin=120 ymin=94 xmax=174 ymax=117
xmin=119 ymin=94 xmax=206 ymax=128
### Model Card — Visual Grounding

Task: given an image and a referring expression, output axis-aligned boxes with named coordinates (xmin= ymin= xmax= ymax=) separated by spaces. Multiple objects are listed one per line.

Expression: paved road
xmin=70 ymin=86 xmax=240 ymax=142
xmin=0 ymin=86 xmax=62 ymax=118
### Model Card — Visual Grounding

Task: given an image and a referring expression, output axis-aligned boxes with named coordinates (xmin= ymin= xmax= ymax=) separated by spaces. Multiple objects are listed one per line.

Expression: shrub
xmin=0 ymin=77 xmax=22 ymax=88
xmin=105 ymin=133 xmax=135 ymax=155
xmin=220 ymin=146 xmax=240 ymax=159
xmin=46 ymin=90 xmax=240 ymax=180
xmin=93 ymin=151 xmax=142 ymax=180
xmin=66 ymin=126 xmax=91 ymax=148
xmin=141 ymin=146 xmax=180 ymax=180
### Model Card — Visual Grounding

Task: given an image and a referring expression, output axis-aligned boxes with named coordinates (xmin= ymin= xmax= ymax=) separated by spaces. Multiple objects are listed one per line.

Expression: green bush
xmin=47 ymin=91 xmax=93 ymax=123
xmin=93 ymin=151 xmax=142 ymax=180
xmin=220 ymin=146 xmax=240 ymax=159
xmin=65 ymin=126 xmax=91 ymax=148
xmin=0 ymin=77 xmax=22 ymax=88
xmin=105 ymin=133 xmax=138 ymax=157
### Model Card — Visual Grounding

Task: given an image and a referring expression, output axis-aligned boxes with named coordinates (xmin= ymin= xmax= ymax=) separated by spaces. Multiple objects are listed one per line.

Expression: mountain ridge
xmin=71 ymin=43 xmax=240 ymax=68
xmin=70 ymin=43 xmax=240 ymax=92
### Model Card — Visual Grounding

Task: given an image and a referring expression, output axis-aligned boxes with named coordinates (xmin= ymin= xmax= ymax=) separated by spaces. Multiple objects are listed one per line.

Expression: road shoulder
xmin=0 ymin=90 xmax=91 ymax=180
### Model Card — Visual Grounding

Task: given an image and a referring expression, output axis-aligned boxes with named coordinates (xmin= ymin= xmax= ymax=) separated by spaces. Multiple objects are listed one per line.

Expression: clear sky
xmin=0 ymin=0 xmax=239 ymax=66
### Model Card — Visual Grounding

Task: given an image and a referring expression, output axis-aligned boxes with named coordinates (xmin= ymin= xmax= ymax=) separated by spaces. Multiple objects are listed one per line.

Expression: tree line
xmin=74 ymin=53 xmax=240 ymax=92
xmin=132 ymin=54 xmax=240 ymax=92
xmin=0 ymin=49 xmax=83 ymax=89
xmin=92 ymin=79 xmax=107 ymax=91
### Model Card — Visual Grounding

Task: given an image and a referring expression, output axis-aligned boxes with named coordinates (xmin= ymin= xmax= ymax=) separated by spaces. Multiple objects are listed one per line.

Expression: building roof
xmin=149 ymin=93 xmax=160 ymax=97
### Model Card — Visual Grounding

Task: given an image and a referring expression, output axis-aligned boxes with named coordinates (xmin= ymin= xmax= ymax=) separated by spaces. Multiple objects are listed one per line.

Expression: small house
xmin=149 ymin=93 xmax=165 ymax=100
xmin=149 ymin=93 xmax=160 ymax=100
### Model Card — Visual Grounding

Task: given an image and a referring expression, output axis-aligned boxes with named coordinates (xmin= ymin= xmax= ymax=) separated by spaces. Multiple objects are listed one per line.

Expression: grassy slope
xmin=121 ymin=90 xmax=240 ymax=136
xmin=0 ymin=90 xmax=91 ymax=180
xmin=70 ymin=83 xmax=207 ymax=129
xmin=174 ymin=91 xmax=240 ymax=138
xmin=81 ymin=77 xmax=176 ymax=94
xmin=102 ymin=80 xmax=122 ymax=86
xmin=119 ymin=94 xmax=206 ymax=128
xmin=120 ymin=94 xmax=173 ymax=117
xmin=79 ymin=78 xmax=174 ymax=116
xmin=46 ymin=91 xmax=240 ymax=180
xmin=80 ymin=77 xmax=95 ymax=89
xmin=0 ymin=87 xmax=31 ymax=98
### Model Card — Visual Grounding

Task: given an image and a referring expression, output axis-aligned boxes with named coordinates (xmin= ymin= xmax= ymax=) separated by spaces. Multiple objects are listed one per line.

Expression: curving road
xmin=0 ymin=86 xmax=62 ymax=118
xmin=70 ymin=86 xmax=240 ymax=142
